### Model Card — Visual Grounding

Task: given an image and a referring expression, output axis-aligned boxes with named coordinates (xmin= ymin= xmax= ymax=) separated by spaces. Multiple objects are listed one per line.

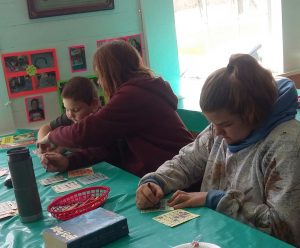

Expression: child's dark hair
xmin=61 ymin=76 xmax=98 ymax=105
xmin=200 ymin=54 xmax=278 ymax=127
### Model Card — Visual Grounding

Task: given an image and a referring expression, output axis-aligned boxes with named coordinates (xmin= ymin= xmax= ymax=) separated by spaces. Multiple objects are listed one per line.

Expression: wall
xmin=0 ymin=0 xmax=180 ymax=134
xmin=282 ymin=0 xmax=300 ymax=72
xmin=140 ymin=0 xmax=180 ymax=94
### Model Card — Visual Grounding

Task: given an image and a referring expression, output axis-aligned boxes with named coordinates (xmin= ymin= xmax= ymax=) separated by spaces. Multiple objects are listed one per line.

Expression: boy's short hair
xmin=61 ymin=76 xmax=98 ymax=105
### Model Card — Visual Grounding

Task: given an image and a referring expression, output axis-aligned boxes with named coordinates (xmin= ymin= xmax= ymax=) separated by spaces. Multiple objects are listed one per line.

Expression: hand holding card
xmin=136 ymin=182 xmax=164 ymax=210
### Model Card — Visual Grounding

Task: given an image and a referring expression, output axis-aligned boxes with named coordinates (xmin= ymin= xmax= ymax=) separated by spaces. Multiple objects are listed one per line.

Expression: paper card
xmin=1 ymin=135 xmax=14 ymax=145
xmin=153 ymin=209 xmax=199 ymax=227
xmin=0 ymin=132 xmax=36 ymax=149
xmin=141 ymin=199 xmax=174 ymax=213
xmin=68 ymin=167 xmax=94 ymax=178
xmin=40 ymin=175 xmax=67 ymax=186
xmin=52 ymin=181 xmax=82 ymax=193
xmin=0 ymin=201 xmax=18 ymax=219
xmin=76 ymin=173 xmax=108 ymax=185
xmin=0 ymin=167 xmax=9 ymax=177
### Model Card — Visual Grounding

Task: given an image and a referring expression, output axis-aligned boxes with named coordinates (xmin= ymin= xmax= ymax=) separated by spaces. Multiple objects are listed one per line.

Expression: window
xmin=174 ymin=0 xmax=282 ymax=99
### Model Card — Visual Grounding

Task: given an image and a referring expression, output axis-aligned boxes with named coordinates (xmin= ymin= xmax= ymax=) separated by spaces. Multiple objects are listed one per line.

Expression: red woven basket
xmin=47 ymin=186 xmax=110 ymax=221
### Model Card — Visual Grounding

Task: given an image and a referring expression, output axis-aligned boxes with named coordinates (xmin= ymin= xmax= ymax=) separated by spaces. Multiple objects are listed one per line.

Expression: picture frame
xmin=68 ymin=45 xmax=87 ymax=72
xmin=1 ymin=48 xmax=59 ymax=99
xmin=27 ymin=0 xmax=114 ymax=19
xmin=25 ymin=95 xmax=46 ymax=123
xmin=96 ymin=34 xmax=143 ymax=58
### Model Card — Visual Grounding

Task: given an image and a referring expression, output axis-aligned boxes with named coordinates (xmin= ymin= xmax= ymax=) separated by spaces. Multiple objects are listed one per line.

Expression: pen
xmin=147 ymin=182 xmax=154 ymax=194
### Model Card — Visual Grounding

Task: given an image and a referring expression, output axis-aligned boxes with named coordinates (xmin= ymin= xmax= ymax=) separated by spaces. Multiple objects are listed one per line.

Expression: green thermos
xmin=7 ymin=147 xmax=42 ymax=223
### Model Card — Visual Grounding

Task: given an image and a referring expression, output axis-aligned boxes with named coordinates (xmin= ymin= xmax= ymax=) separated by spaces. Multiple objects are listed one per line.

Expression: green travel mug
xmin=7 ymin=147 xmax=42 ymax=223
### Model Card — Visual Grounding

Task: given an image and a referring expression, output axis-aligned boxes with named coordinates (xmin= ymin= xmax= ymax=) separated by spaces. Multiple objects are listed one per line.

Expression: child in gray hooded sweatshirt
xmin=136 ymin=54 xmax=300 ymax=247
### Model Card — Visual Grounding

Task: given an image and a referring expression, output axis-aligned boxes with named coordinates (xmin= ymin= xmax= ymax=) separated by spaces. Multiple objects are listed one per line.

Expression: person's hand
xmin=167 ymin=190 xmax=208 ymax=209
xmin=36 ymin=133 xmax=56 ymax=154
xmin=40 ymin=152 xmax=69 ymax=172
xmin=136 ymin=182 xmax=164 ymax=209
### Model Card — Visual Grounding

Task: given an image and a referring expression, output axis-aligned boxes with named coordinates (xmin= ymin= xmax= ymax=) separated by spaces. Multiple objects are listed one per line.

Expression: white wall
xmin=282 ymin=0 xmax=300 ymax=72
xmin=0 ymin=0 xmax=180 ymax=135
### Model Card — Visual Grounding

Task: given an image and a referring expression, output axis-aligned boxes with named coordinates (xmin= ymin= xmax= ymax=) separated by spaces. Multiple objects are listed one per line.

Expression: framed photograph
xmin=8 ymin=76 xmax=33 ymax=94
xmin=96 ymin=34 xmax=143 ymax=57
xmin=68 ymin=45 xmax=87 ymax=72
xmin=27 ymin=0 xmax=114 ymax=19
xmin=1 ymin=48 xmax=59 ymax=99
xmin=127 ymin=34 xmax=143 ymax=57
xmin=31 ymin=52 xmax=55 ymax=69
xmin=35 ymin=71 xmax=57 ymax=89
xmin=25 ymin=95 xmax=45 ymax=123
xmin=4 ymin=55 xmax=29 ymax=72
xmin=96 ymin=37 xmax=119 ymax=48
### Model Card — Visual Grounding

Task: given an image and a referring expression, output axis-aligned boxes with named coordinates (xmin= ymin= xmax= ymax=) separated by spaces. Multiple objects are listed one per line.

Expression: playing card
xmin=1 ymin=135 xmax=14 ymax=145
xmin=76 ymin=173 xmax=108 ymax=185
xmin=153 ymin=209 xmax=199 ymax=227
xmin=52 ymin=181 xmax=82 ymax=193
xmin=141 ymin=199 xmax=174 ymax=213
xmin=40 ymin=175 xmax=67 ymax=186
xmin=0 ymin=167 xmax=9 ymax=177
xmin=68 ymin=167 xmax=94 ymax=178
xmin=0 ymin=201 xmax=18 ymax=219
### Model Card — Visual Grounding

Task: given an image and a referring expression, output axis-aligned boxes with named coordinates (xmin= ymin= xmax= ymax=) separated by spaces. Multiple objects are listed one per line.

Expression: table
xmin=0 ymin=139 xmax=295 ymax=248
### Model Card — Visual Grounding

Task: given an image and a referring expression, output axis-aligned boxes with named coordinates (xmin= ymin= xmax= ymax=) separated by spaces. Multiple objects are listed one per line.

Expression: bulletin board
xmin=1 ymin=48 xmax=60 ymax=99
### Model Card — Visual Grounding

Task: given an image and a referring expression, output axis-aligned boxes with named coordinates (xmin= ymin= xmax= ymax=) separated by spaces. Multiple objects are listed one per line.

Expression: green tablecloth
xmin=0 ymin=133 xmax=295 ymax=248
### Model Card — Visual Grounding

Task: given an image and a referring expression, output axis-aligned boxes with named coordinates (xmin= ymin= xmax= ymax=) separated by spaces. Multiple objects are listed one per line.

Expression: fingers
xmin=168 ymin=191 xmax=207 ymax=209
xmin=168 ymin=190 xmax=184 ymax=203
xmin=136 ymin=183 xmax=163 ymax=209
xmin=147 ymin=183 xmax=164 ymax=199
xmin=40 ymin=152 xmax=68 ymax=173
xmin=168 ymin=190 xmax=189 ymax=209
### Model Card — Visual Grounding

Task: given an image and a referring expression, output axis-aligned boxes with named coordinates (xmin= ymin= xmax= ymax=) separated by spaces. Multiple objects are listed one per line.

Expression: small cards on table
xmin=40 ymin=175 xmax=67 ymax=186
xmin=0 ymin=167 xmax=9 ymax=177
xmin=77 ymin=173 xmax=108 ymax=185
xmin=41 ymin=167 xmax=108 ymax=193
xmin=52 ymin=181 xmax=82 ymax=193
xmin=68 ymin=167 xmax=94 ymax=178
xmin=0 ymin=201 xmax=18 ymax=220
xmin=153 ymin=209 xmax=199 ymax=227
xmin=141 ymin=199 xmax=174 ymax=213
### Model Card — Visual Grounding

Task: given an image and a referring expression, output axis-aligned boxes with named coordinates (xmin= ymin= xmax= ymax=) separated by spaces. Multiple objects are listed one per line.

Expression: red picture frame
xmin=68 ymin=45 xmax=87 ymax=73
xmin=96 ymin=34 xmax=143 ymax=58
xmin=1 ymin=48 xmax=60 ymax=99
xmin=25 ymin=95 xmax=46 ymax=123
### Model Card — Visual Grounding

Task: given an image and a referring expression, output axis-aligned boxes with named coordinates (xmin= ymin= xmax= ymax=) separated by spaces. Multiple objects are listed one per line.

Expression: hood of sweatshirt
xmin=117 ymin=76 xmax=178 ymax=110
xmin=228 ymin=77 xmax=298 ymax=153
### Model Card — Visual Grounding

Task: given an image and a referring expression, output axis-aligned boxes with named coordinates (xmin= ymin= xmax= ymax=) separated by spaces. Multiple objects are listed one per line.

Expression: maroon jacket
xmin=49 ymin=76 xmax=193 ymax=177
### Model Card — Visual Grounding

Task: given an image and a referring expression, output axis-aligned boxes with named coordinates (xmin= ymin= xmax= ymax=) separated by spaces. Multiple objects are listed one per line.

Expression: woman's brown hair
xmin=61 ymin=76 xmax=98 ymax=105
xmin=200 ymin=54 xmax=278 ymax=127
xmin=93 ymin=40 xmax=154 ymax=98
